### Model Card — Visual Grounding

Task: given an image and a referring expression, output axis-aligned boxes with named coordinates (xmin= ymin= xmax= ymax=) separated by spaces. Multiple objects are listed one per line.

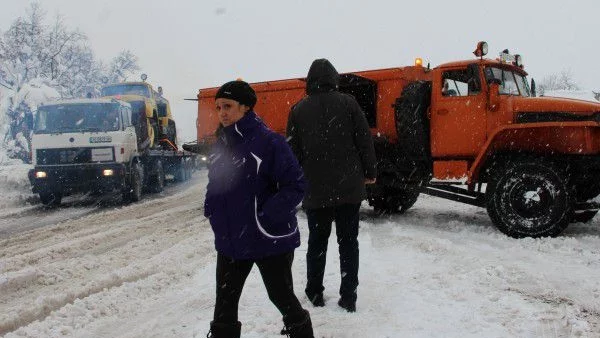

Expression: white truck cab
xmin=29 ymin=98 xmax=138 ymax=205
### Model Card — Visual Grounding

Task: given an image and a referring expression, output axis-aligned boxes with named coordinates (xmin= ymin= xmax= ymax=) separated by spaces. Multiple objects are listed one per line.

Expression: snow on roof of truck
xmin=41 ymin=98 xmax=131 ymax=107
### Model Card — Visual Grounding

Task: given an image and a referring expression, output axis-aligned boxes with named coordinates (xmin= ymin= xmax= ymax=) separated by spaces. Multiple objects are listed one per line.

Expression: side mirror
xmin=531 ymin=78 xmax=537 ymax=97
xmin=487 ymin=78 xmax=502 ymax=86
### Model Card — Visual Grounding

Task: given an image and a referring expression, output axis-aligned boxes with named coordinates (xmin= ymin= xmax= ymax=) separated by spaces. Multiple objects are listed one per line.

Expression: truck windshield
xmin=487 ymin=67 xmax=530 ymax=97
xmin=101 ymin=84 xmax=151 ymax=98
xmin=35 ymin=103 xmax=121 ymax=134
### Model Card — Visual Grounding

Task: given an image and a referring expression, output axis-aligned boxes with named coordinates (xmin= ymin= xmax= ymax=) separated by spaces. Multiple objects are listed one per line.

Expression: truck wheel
xmin=123 ymin=163 xmax=143 ymax=203
xmin=149 ymin=160 xmax=165 ymax=193
xmin=184 ymin=158 xmax=193 ymax=180
xmin=486 ymin=160 xmax=573 ymax=238
xmin=40 ymin=192 xmax=62 ymax=207
xmin=369 ymin=188 xmax=420 ymax=215
xmin=174 ymin=158 xmax=186 ymax=182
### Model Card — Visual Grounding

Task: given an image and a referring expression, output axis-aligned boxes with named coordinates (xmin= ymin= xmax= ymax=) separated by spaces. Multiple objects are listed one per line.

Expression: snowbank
xmin=0 ymin=159 xmax=34 ymax=210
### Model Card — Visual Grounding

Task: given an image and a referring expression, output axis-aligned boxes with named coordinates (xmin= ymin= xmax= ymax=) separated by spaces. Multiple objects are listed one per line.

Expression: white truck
xmin=28 ymin=98 xmax=195 ymax=206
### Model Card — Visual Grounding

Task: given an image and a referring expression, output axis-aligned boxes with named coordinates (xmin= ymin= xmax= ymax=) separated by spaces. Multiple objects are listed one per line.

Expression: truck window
xmin=442 ymin=68 xmax=480 ymax=97
xmin=515 ymin=73 xmax=531 ymax=97
xmin=487 ymin=67 xmax=529 ymax=96
xmin=121 ymin=106 xmax=132 ymax=127
xmin=157 ymin=100 xmax=168 ymax=118
xmin=35 ymin=103 xmax=121 ymax=134
xmin=101 ymin=84 xmax=152 ymax=98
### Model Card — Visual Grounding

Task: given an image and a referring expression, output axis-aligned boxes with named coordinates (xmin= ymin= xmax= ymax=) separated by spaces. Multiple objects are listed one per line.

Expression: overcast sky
xmin=2 ymin=0 xmax=599 ymax=141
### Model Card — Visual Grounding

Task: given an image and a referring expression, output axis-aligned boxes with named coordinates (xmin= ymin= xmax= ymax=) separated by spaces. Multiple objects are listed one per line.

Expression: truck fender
xmin=468 ymin=121 xmax=598 ymax=184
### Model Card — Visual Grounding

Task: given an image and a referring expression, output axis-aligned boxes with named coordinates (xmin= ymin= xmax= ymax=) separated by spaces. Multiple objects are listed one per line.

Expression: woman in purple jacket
xmin=204 ymin=80 xmax=314 ymax=338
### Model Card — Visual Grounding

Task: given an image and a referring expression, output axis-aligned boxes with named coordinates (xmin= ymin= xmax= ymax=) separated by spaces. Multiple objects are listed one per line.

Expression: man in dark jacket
xmin=286 ymin=59 xmax=377 ymax=313
xmin=205 ymin=80 xmax=314 ymax=338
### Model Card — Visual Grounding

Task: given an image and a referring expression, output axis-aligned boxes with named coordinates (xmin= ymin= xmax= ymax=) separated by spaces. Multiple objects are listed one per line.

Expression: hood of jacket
xmin=306 ymin=58 xmax=340 ymax=95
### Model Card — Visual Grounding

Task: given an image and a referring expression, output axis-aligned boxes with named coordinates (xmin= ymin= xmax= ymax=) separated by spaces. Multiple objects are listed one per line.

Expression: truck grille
xmin=37 ymin=148 xmax=114 ymax=165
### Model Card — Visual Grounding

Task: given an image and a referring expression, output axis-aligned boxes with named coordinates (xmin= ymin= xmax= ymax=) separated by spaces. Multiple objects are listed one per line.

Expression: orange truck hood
xmin=512 ymin=96 xmax=600 ymax=114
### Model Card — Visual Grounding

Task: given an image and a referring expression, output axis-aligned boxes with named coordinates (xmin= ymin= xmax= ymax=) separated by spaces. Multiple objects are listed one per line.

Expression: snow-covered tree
xmin=538 ymin=69 xmax=580 ymax=95
xmin=0 ymin=2 xmax=140 ymax=163
xmin=106 ymin=50 xmax=140 ymax=85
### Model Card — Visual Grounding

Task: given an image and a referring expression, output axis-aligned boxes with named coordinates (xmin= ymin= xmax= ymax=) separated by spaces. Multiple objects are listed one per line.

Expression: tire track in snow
xmin=0 ymin=175 xmax=210 ymax=336
xmin=0 ymin=269 xmax=157 ymax=335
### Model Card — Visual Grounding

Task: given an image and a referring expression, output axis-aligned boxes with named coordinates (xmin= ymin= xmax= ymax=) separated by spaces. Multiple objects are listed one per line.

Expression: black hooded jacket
xmin=286 ymin=59 xmax=377 ymax=209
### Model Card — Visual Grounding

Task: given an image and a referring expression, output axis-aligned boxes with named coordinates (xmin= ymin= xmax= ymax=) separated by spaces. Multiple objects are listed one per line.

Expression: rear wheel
xmin=174 ymin=158 xmax=186 ymax=182
xmin=40 ymin=192 xmax=62 ymax=207
xmin=486 ymin=160 xmax=573 ymax=238
xmin=148 ymin=160 xmax=165 ymax=193
xmin=184 ymin=158 xmax=193 ymax=180
xmin=369 ymin=188 xmax=420 ymax=215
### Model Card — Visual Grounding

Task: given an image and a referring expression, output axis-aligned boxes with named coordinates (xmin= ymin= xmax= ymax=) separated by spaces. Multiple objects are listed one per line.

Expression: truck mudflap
xmin=29 ymin=163 xmax=127 ymax=195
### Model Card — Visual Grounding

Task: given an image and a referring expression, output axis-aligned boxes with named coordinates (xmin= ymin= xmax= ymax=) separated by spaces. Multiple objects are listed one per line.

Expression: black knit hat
xmin=215 ymin=80 xmax=257 ymax=109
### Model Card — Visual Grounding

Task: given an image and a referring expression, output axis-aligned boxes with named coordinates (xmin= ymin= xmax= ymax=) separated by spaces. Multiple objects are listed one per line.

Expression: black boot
xmin=281 ymin=310 xmax=314 ymax=338
xmin=337 ymin=297 xmax=356 ymax=312
xmin=305 ymin=291 xmax=325 ymax=307
xmin=207 ymin=321 xmax=241 ymax=338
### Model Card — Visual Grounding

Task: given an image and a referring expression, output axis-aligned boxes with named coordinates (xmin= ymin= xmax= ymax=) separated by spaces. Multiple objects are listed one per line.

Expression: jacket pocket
xmin=255 ymin=203 xmax=297 ymax=239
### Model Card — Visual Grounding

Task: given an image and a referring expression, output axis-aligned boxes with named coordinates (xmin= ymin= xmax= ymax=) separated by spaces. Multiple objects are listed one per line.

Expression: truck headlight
xmin=35 ymin=171 xmax=47 ymax=178
xmin=201 ymin=156 xmax=207 ymax=162
xmin=102 ymin=169 xmax=114 ymax=176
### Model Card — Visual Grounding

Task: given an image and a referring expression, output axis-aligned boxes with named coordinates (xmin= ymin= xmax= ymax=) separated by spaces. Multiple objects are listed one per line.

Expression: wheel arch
xmin=469 ymin=121 xmax=599 ymax=184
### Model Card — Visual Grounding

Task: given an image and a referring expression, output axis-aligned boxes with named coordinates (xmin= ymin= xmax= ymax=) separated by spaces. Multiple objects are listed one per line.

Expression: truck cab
xmin=28 ymin=99 xmax=138 ymax=205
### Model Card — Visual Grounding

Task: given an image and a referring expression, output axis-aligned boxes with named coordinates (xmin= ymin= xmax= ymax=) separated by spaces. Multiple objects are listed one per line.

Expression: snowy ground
xmin=1 ymin=171 xmax=600 ymax=338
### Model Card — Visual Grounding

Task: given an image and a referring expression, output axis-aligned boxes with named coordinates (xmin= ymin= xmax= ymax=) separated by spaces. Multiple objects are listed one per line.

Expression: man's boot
xmin=207 ymin=321 xmax=241 ymax=338
xmin=281 ymin=310 xmax=314 ymax=338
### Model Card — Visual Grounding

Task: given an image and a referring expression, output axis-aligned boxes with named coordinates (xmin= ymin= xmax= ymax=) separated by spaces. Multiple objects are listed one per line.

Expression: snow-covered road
xmin=1 ymin=171 xmax=600 ymax=337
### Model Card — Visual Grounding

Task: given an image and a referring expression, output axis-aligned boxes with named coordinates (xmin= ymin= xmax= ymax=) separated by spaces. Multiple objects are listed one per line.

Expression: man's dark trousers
xmin=213 ymin=252 xmax=306 ymax=324
xmin=305 ymin=203 xmax=360 ymax=302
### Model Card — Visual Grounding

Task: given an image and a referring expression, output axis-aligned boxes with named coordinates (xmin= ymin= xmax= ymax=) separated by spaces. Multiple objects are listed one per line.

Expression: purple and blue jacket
xmin=204 ymin=111 xmax=305 ymax=260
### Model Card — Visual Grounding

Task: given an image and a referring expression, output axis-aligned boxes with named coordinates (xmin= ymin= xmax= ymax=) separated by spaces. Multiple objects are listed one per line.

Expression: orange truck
xmin=193 ymin=41 xmax=600 ymax=238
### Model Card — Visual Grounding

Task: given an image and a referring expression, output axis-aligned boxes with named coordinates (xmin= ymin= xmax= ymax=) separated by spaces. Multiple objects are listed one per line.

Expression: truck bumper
xmin=28 ymin=163 xmax=127 ymax=195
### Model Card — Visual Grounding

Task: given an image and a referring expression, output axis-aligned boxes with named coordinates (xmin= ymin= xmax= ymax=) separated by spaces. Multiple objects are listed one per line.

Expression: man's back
xmin=287 ymin=59 xmax=376 ymax=209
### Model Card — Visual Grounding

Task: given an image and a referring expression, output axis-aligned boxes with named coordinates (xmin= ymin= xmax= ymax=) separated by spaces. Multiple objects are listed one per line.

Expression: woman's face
xmin=215 ymin=98 xmax=248 ymax=127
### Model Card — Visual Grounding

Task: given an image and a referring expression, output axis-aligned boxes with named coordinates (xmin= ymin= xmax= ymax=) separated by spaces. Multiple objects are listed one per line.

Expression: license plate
xmin=91 ymin=148 xmax=113 ymax=162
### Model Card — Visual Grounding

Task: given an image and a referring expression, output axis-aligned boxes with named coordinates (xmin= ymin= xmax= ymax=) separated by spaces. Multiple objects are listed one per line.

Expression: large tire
xmin=147 ymin=160 xmax=165 ymax=193
xmin=395 ymin=81 xmax=432 ymax=159
xmin=174 ymin=158 xmax=186 ymax=182
xmin=486 ymin=160 xmax=573 ymax=238
xmin=369 ymin=188 xmax=420 ymax=215
xmin=123 ymin=163 xmax=143 ymax=203
xmin=184 ymin=158 xmax=193 ymax=180
xmin=40 ymin=192 xmax=62 ymax=207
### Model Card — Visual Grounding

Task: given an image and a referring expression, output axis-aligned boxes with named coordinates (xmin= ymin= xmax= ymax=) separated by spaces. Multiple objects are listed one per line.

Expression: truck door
xmin=122 ymin=106 xmax=137 ymax=155
xmin=430 ymin=65 xmax=487 ymax=158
